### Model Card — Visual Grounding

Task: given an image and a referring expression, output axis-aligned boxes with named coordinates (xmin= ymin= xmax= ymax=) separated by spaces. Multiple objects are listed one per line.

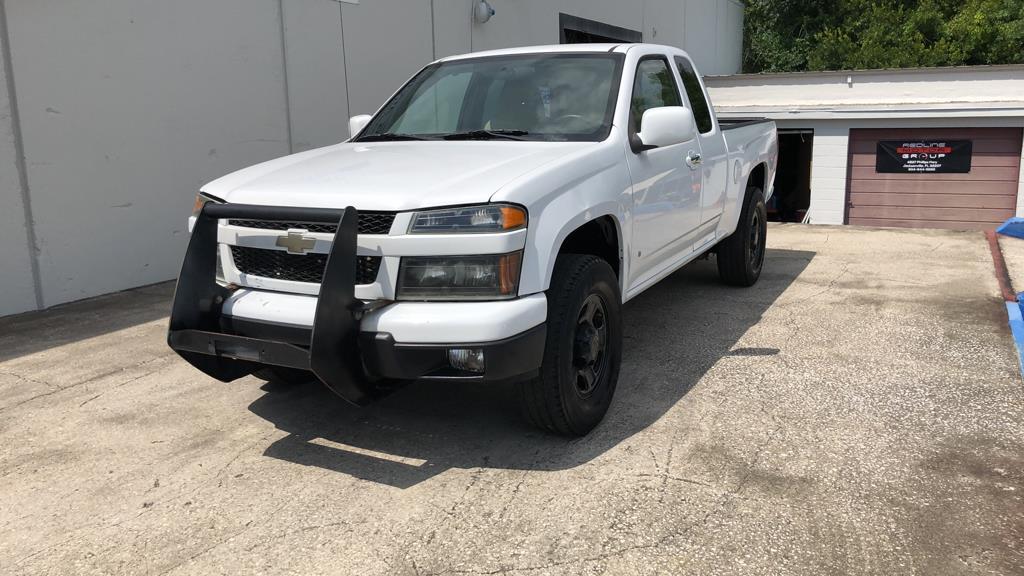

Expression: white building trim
xmin=706 ymin=64 xmax=1024 ymax=114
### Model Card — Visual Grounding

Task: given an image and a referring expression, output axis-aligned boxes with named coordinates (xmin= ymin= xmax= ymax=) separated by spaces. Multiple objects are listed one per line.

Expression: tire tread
xmin=717 ymin=187 xmax=765 ymax=287
xmin=521 ymin=254 xmax=608 ymax=435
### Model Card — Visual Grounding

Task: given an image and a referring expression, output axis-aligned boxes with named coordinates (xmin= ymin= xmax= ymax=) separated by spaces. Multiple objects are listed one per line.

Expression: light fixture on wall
xmin=474 ymin=0 xmax=495 ymax=24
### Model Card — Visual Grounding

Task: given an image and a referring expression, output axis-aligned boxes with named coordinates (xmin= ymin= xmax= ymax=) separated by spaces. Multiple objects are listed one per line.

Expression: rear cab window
xmin=673 ymin=56 xmax=714 ymax=134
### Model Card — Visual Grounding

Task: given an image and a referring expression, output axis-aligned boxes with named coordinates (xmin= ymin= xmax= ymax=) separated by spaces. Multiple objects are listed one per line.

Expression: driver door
xmin=626 ymin=56 xmax=702 ymax=286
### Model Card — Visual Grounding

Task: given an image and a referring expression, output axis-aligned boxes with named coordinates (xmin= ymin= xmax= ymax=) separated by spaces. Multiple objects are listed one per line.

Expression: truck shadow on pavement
xmin=0 ymin=282 xmax=174 ymax=363
xmin=248 ymin=249 xmax=814 ymax=488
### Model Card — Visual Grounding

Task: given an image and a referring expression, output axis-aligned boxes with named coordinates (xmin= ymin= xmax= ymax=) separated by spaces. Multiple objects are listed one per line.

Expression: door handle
xmin=686 ymin=151 xmax=702 ymax=168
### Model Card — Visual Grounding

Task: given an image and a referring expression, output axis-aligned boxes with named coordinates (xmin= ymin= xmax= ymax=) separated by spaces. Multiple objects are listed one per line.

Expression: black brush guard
xmin=167 ymin=202 xmax=374 ymax=405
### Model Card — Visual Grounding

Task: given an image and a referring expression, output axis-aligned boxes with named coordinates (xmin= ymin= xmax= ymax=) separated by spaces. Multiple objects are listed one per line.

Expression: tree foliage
xmin=743 ymin=0 xmax=1024 ymax=72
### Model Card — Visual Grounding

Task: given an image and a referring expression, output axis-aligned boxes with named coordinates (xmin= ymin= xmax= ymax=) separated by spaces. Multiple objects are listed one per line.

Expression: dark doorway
xmin=771 ymin=130 xmax=814 ymax=222
xmin=559 ymin=13 xmax=642 ymax=44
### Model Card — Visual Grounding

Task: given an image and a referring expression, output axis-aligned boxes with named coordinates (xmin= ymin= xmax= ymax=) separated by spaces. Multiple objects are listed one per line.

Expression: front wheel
xmin=519 ymin=254 xmax=622 ymax=436
xmin=716 ymin=186 xmax=767 ymax=287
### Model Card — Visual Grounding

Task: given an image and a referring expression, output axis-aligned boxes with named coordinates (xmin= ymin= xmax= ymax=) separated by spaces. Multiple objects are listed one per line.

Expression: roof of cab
xmin=437 ymin=43 xmax=626 ymax=63
xmin=435 ymin=43 xmax=689 ymax=64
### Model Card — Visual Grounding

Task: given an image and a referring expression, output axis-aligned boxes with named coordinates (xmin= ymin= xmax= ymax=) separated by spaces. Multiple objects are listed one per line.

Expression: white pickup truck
xmin=168 ymin=44 xmax=777 ymax=436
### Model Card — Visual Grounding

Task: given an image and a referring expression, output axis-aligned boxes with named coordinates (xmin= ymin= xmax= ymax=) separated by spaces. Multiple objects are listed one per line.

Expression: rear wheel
xmin=520 ymin=254 xmax=622 ymax=436
xmin=717 ymin=186 xmax=767 ymax=287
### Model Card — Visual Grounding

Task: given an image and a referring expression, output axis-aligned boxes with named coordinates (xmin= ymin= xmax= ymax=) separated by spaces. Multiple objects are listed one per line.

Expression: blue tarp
xmin=996 ymin=217 xmax=1024 ymax=240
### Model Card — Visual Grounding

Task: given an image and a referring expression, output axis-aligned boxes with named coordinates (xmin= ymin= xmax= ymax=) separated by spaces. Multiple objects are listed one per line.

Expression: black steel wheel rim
xmin=573 ymin=294 xmax=609 ymax=397
xmin=749 ymin=209 xmax=765 ymax=269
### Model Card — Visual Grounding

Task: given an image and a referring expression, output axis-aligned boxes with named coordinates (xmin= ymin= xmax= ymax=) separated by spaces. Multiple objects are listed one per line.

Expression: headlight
xmin=397 ymin=252 xmax=522 ymax=301
xmin=409 ymin=204 xmax=526 ymax=234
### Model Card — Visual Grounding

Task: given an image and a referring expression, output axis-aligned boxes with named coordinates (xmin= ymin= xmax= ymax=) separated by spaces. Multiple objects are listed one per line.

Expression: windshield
xmin=356 ymin=54 xmax=624 ymax=142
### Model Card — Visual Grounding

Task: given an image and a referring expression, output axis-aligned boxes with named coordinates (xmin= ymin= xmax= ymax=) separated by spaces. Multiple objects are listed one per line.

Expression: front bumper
xmin=221 ymin=289 xmax=548 ymax=344
xmin=217 ymin=316 xmax=546 ymax=381
xmin=167 ymin=203 xmax=545 ymax=405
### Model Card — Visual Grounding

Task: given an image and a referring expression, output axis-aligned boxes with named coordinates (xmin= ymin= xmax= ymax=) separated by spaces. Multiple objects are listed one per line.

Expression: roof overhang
xmin=715 ymin=102 xmax=1024 ymax=120
xmin=705 ymin=64 xmax=1024 ymax=120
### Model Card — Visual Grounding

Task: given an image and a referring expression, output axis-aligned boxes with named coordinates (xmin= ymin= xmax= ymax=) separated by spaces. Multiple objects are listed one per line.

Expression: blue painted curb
xmin=1007 ymin=297 xmax=1024 ymax=377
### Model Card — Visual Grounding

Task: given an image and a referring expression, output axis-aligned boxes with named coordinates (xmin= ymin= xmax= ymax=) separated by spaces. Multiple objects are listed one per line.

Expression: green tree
xmin=743 ymin=0 xmax=1024 ymax=72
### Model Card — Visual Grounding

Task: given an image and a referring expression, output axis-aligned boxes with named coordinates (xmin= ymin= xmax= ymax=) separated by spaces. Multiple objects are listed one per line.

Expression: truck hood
xmin=202 ymin=140 xmax=590 ymax=211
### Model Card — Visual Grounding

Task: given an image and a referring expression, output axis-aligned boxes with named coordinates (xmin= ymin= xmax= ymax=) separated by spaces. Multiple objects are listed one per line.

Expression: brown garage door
xmin=847 ymin=127 xmax=1023 ymax=230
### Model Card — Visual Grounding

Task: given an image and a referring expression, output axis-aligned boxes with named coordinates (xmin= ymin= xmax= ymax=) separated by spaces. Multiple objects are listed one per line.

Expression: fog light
xmin=449 ymin=348 xmax=485 ymax=373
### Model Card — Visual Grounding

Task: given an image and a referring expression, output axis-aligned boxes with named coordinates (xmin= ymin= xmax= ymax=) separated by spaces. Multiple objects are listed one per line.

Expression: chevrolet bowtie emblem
xmin=276 ymin=230 xmax=317 ymax=254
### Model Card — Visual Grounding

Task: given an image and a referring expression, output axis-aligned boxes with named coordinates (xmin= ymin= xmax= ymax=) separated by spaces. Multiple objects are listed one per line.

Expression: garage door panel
xmin=849 ymin=139 xmax=1023 ymax=156
xmin=847 ymin=127 xmax=1020 ymax=230
xmin=850 ymin=153 xmax=1020 ymax=168
xmin=849 ymin=192 xmax=1016 ymax=210
xmin=849 ymin=218 xmax=1002 ymax=230
xmin=849 ymin=179 xmax=1018 ymax=195
xmin=850 ymin=166 xmax=1020 ymax=182
xmin=849 ymin=205 xmax=1010 ymax=222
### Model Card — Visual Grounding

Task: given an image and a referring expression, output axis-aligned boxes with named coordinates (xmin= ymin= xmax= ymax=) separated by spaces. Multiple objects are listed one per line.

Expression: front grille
xmin=230 ymin=246 xmax=382 ymax=285
xmin=228 ymin=211 xmax=396 ymax=235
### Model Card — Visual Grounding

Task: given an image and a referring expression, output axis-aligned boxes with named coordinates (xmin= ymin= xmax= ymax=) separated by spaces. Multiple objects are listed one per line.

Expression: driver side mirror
xmin=633 ymin=106 xmax=697 ymax=152
xmin=348 ymin=114 xmax=372 ymax=139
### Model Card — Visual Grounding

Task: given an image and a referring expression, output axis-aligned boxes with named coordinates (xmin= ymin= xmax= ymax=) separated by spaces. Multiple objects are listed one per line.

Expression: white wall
xmin=341 ymin=0 xmax=436 ymax=117
xmin=470 ymin=1 xmax=675 ymax=57
xmin=433 ymin=0 xmax=474 ymax=59
xmin=5 ymin=0 xmax=291 ymax=309
xmin=0 ymin=1 xmax=37 ymax=316
xmin=0 ymin=0 xmax=742 ymax=317
xmin=343 ymin=0 xmax=743 ymax=117
xmin=683 ymin=0 xmax=742 ymax=76
xmin=282 ymin=0 xmax=350 ymax=153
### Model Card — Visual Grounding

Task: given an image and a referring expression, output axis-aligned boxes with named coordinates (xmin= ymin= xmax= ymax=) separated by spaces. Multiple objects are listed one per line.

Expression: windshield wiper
xmin=441 ymin=129 xmax=529 ymax=141
xmin=355 ymin=133 xmax=432 ymax=142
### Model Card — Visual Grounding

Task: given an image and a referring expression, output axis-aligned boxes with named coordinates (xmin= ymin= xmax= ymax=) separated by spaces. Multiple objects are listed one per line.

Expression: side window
xmin=674 ymin=57 xmax=713 ymax=134
xmin=630 ymin=57 xmax=682 ymax=132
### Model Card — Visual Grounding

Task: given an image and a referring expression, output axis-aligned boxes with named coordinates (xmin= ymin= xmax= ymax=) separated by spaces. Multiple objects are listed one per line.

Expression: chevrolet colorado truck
xmin=168 ymin=44 xmax=777 ymax=436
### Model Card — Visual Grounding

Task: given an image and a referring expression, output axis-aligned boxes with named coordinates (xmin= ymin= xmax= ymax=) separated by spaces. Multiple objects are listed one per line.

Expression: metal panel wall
xmin=4 ymin=0 xmax=291 ymax=310
xmin=282 ymin=0 xmax=350 ymax=152
xmin=0 ymin=0 xmax=741 ymax=317
xmin=643 ymin=1 xmax=685 ymax=50
xmin=470 ymin=1 xmax=643 ymax=57
xmin=341 ymin=0 xmax=434 ymax=117
xmin=684 ymin=0 xmax=718 ymax=75
xmin=0 ymin=1 xmax=38 ymax=316
xmin=432 ymin=0 xmax=473 ymax=59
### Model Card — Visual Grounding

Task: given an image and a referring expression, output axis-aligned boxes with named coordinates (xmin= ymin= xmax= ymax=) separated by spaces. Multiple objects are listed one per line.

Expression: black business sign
xmin=876 ymin=140 xmax=973 ymax=173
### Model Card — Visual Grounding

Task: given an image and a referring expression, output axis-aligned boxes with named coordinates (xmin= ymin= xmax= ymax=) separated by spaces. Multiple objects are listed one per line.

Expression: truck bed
xmin=718 ymin=117 xmax=773 ymax=131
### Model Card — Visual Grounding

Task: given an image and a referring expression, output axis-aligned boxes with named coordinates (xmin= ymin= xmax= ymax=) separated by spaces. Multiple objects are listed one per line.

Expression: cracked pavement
xmin=1 ymin=224 xmax=1022 ymax=575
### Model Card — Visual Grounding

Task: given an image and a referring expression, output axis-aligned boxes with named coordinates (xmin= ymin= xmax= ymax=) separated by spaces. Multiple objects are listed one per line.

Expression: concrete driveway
xmin=1 ymin=224 xmax=1021 ymax=575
